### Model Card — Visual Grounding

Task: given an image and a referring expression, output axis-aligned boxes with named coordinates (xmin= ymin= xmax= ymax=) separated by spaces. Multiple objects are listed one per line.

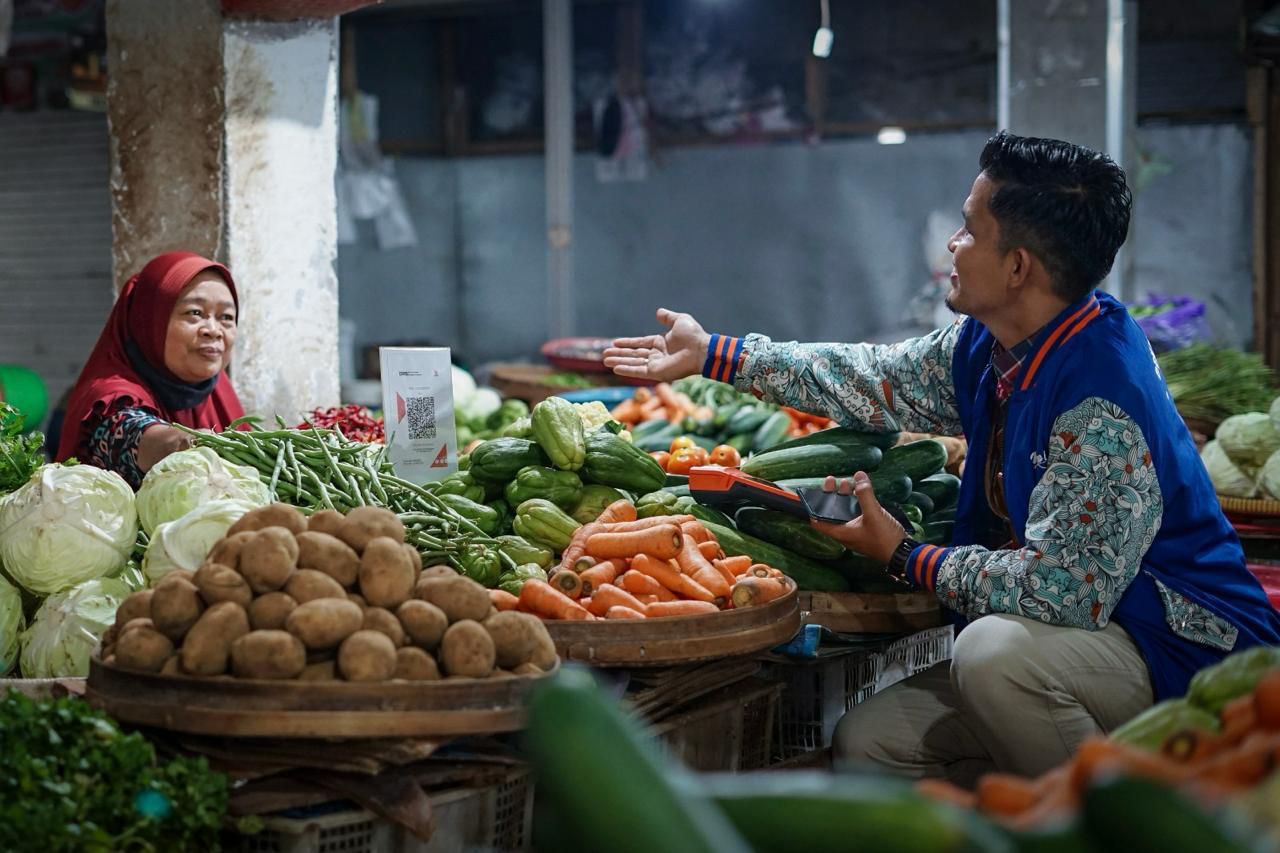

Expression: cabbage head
xmin=143 ymin=498 xmax=256 ymax=583
xmin=1202 ymin=440 xmax=1259 ymax=498
xmin=136 ymin=447 xmax=269 ymax=535
xmin=1216 ymin=412 xmax=1280 ymax=469
xmin=1271 ymin=396 xmax=1280 ymax=435
xmin=1261 ymin=448 xmax=1280 ymax=501
xmin=20 ymin=576 xmax=130 ymax=677
xmin=0 ymin=464 xmax=137 ymax=595
xmin=0 ymin=574 xmax=23 ymax=675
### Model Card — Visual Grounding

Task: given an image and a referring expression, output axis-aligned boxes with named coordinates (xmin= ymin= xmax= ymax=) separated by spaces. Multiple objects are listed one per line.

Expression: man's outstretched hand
xmin=603 ymin=308 xmax=711 ymax=383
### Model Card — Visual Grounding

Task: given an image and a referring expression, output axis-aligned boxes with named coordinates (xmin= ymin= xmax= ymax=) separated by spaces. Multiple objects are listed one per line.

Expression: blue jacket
xmin=948 ymin=292 xmax=1280 ymax=699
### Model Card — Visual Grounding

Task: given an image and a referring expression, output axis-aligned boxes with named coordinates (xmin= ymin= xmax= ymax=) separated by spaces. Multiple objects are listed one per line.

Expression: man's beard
xmin=944 ymin=293 xmax=961 ymax=315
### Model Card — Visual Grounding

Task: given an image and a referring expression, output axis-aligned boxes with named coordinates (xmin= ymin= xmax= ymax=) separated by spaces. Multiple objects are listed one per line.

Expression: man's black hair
xmin=978 ymin=131 xmax=1133 ymax=303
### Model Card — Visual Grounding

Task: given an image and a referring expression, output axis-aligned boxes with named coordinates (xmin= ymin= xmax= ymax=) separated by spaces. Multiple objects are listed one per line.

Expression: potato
xmin=227 ymin=503 xmax=307 ymax=536
xmin=299 ymin=659 xmax=337 ymax=681
xmin=207 ymin=531 xmax=256 ymax=571
xmin=393 ymin=647 xmax=440 ymax=681
xmin=150 ymin=573 xmax=205 ymax=641
xmin=295 ymin=531 xmax=360 ymax=587
xmin=249 ymin=592 xmax=297 ymax=631
xmin=358 ymin=536 xmax=414 ymax=609
xmin=397 ymin=600 xmax=448 ymax=650
xmin=403 ymin=544 xmax=423 ymax=583
xmin=285 ymin=598 xmax=364 ymax=650
xmin=194 ymin=562 xmax=253 ymax=608
xmin=114 ymin=625 xmax=173 ymax=673
xmin=483 ymin=611 xmax=540 ymax=670
xmin=285 ymin=569 xmax=348 ymax=604
xmin=439 ymin=620 xmax=495 ymax=678
xmin=238 ymin=526 xmax=299 ymax=594
xmin=414 ymin=575 xmax=489 ymax=624
xmin=230 ymin=630 xmax=306 ymax=679
xmin=338 ymin=506 xmax=405 ymax=552
xmin=120 ymin=617 xmax=156 ymax=636
xmin=308 ymin=508 xmax=346 ymax=537
xmin=348 ymin=593 xmax=367 ymax=609
xmin=337 ymin=630 xmax=397 ymax=682
xmin=362 ymin=607 xmax=406 ymax=646
xmin=489 ymin=668 xmax=514 ymax=679
xmin=513 ymin=661 xmax=545 ymax=676
xmin=180 ymin=601 xmax=250 ymax=675
xmin=529 ymin=617 xmax=558 ymax=671
xmin=114 ymin=589 xmax=153 ymax=627
xmin=421 ymin=565 xmax=456 ymax=580
xmin=160 ymin=655 xmax=182 ymax=676
xmin=99 ymin=623 xmax=119 ymax=651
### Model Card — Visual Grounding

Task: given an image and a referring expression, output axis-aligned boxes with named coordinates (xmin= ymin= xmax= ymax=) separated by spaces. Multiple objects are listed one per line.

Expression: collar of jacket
xmin=1012 ymin=291 xmax=1103 ymax=394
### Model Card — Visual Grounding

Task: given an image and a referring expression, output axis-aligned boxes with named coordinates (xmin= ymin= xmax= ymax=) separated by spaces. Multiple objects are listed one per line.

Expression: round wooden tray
xmin=1220 ymin=494 xmax=1280 ymax=519
xmin=800 ymin=590 xmax=944 ymax=634
xmin=544 ymin=587 xmax=801 ymax=667
xmin=85 ymin=659 xmax=553 ymax=738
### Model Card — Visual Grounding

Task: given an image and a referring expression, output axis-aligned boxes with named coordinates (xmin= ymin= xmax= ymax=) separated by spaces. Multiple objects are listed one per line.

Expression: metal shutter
xmin=0 ymin=111 xmax=113 ymax=417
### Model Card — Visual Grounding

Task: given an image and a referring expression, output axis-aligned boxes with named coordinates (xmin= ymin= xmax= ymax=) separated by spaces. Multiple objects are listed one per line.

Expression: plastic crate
xmin=227 ymin=769 xmax=534 ymax=853
xmin=650 ymin=678 xmax=784 ymax=771
xmin=875 ymin=625 xmax=956 ymax=692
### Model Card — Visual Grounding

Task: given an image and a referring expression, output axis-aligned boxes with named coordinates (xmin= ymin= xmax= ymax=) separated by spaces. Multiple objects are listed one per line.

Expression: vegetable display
xmin=296 ymin=404 xmax=385 ymax=443
xmin=1159 ymin=344 xmax=1277 ymax=427
xmin=19 ymin=576 xmax=131 ymax=678
xmin=141 ymin=498 xmax=258 ymax=583
xmin=101 ymin=502 xmax=558 ymax=681
xmin=0 ymin=575 xmax=22 ymax=676
xmin=135 ymin=446 xmax=270 ymax=535
xmin=0 ymin=402 xmax=43 ymax=494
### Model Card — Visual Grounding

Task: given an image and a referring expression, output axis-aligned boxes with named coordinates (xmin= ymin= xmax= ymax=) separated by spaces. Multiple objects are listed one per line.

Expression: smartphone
xmin=797 ymin=487 xmax=861 ymax=524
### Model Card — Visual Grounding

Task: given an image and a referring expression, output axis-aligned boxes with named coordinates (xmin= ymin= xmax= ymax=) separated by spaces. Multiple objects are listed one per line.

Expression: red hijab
xmin=57 ymin=251 xmax=246 ymax=462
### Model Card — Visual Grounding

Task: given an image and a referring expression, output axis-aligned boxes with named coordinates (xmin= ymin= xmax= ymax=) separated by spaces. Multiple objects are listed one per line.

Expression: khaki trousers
xmin=833 ymin=613 xmax=1154 ymax=785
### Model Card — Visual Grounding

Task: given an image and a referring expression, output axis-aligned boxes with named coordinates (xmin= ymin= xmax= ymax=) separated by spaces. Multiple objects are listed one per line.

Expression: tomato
xmin=666 ymin=449 xmax=699 ymax=475
xmin=709 ymin=444 xmax=742 ymax=467
xmin=649 ymin=451 xmax=671 ymax=471
xmin=669 ymin=436 xmax=697 ymax=454
xmin=689 ymin=446 xmax=710 ymax=466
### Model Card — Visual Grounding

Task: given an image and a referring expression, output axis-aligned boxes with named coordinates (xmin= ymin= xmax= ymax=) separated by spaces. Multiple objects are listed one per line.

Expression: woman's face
xmin=164 ymin=271 xmax=237 ymax=383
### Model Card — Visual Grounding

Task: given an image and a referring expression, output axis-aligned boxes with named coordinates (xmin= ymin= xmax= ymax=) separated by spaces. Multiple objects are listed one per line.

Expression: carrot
xmin=518 ymin=579 xmax=592 ymax=621
xmin=557 ymin=521 xmax=600 ymax=573
xmin=697 ymin=540 xmax=724 ymax=562
xmin=574 ymin=555 xmax=598 ymax=574
xmin=676 ymin=534 xmax=731 ymax=602
xmin=605 ymin=605 xmax=647 ymax=620
xmin=611 ymin=398 xmax=642 ymax=424
xmin=489 ymin=589 xmax=520 ymax=611
xmin=731 ymin=576 xmax=790 ymax=608
xmin=710 ymin=558 xmax=738 ymax=587
xmin=1069 ymin=737 xmax=1194 ymax=794
xmin=1221 ymin=693 xmax=1258 ymax=745
xmin=632 ymin=387 xmax=653 ymax=404
xmin=1196 ymin=731 xmax=1280 ymax=791
xmin=1253 ymin=670 xmax=1280 ymax=731
xmin=619 ymin=569 xmax=677 ymax=601
xmin=916 ymin=778 xmax=977 ymax=810
xmin=714 ymin=556 xmax=752 ymax=578
xmin=976 ymin=773 xmax=1040 ymax=818
xmin=597 ymin=499 xmax=638 ymax=525
xmin=579 ymin=560 xmax=623 ymax=597
xmin=655 ymin=383 xmax=684 ymax=413
xmin=635 ymin=594 xmax=660 ymax=605
xmin=680 ymin=520 xmax=712 ymax=544
xmin=645 ymin=600 xmax=720 ymax=618
xmin=597 ymin=515 xmax=696 ymax=533
xmin=631 ymin=554 xmax=717 ymax=603
xmin=1002 ymin=767 xmax=1077 ymax=832
xmin=1161 ymin=728 xmax=1224 ymax=764
xmin=586 ymin=584 xmax=651 ymax=617
xmin=551 ymin=568 xmax=584 ymax=600
xmin=585 ymin=525 xmax=683 ymax=560
xmin=640 ymin=396 xmax=664 ymax=417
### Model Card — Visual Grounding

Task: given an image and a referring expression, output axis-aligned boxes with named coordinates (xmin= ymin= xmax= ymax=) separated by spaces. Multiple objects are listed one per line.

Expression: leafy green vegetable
xmin=1158 ymin=344 xmax=1277 ymax=426
xmin=0 ymin=690 xmax=227 ymax=852
xmin=0 ymin=403 xmax=44 ymax=494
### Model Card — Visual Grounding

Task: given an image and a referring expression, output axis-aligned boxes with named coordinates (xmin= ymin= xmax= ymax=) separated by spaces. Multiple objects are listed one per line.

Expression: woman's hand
xmin=603 ymin=308 xmax=712 ymax=383
xmin=136 ymin=424 xmax=198 ymax=472
xmin=809 ymin=472 xmax=907 ymax=564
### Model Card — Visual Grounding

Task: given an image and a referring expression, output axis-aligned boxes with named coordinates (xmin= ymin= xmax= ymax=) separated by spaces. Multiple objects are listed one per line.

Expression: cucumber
xmin=734 ymin=507 xmax=845 ymax=560
xmin=686 ymin=502 xmax=734 ymax=529
xmin=776 ymin=470 xmax=914 ymax=505
xmin=725 ymin=433 xmax=754 ymax=453
xmin=916 ymin=472 xmax=961 ymax=508
xmin=767 ymin=425 xmax=901 ymax=453
xmin=905 ymin=491 xmax=935 ymax=516
xmin=740 ymin=443 xmax=882 ymax=481
xmin=898 ymin=503 xmax=924 ymax=527
xmin=922 ymin=520 xmax=954 ymax=545
xmin=823 ymin=551 xmax=906 ymax=591
xmin=1081 ymin=775 xmax=1257 ymax=853
xmin=752 ymin=410 xmax=793 ymax=452
xmin=688 ymin=772 xmax=1013 ymax=853
xmin=931 ymin=507 xmax=957 ymax=523
xmin=702 ymin=521 xmax=850 ymax=591
xmin=725 ymin=406 xmax=773 ymax=436
xmin=527 ymin=668 xmax=751 ymax=853
xmin=635 ymin=424 xmax=681 ymax=452
xmin=881 ymin=439 xmax=949 ymax=482
xmin=632 ymin=418 xmax=674 ymax=440
xmin=664 ymin=473 xmax=690 ymax=488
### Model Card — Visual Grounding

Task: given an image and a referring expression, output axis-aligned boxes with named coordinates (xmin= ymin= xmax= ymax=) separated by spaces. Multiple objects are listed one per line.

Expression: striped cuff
xmin=702 ymin=333 xmax=746 ymax=385
xmin=907 ymin=544 xmax=951 ymax=591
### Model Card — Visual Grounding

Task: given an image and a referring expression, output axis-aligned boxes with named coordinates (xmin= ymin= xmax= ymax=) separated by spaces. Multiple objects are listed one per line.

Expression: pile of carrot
xmin=917 ymin=668 xmax=1280 ymax=831
xmin=502 ymin=499 xmax=794 ymax=621
xmin=609 ymin=384 xmax=702 ymax=427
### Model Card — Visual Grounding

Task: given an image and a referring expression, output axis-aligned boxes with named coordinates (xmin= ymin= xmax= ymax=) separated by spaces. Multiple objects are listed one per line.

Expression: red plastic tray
xmin=540 ymin=337 xmax=655 ymax=387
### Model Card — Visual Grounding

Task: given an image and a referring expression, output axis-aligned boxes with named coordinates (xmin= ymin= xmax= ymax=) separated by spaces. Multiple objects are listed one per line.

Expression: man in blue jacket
xmin=604 ymin=131 xmax=1280 ymax=783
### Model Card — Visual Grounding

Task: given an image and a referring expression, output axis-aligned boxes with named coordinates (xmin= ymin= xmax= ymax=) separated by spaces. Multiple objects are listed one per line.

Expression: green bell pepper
xmin=458 ymin=544 xmax=503 ymax=588
xmin=498 ymin=563 xmax=549 ymax=596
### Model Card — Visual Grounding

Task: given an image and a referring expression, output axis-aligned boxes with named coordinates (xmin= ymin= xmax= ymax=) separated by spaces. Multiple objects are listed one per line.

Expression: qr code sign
xmin=406 ymin=395 xmax=436 ymax=440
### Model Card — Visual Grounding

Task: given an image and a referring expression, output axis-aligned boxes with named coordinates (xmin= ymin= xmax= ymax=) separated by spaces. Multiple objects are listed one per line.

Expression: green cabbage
xmin=135 ymin=447 xmax=270 ymax=535
xmin=0 ymin=464 xmax=138 ymax=595
xmin=0 ymin=574 xmax=23 ymax=675
xmin=1271 ymin=396 xmax=1280 ymax=435
xmin=142 ymin=498 xmax=255 ymax=583
xmin=19 ymin=576 xmax=131 ymax=677
xmin=1261 ymin=448 xmax=1280 ymax=501
xmin=1202 ymin=440 xmax=1259 ymax=498
xmin=1216 ymin=412 xmax=1280 ymax=469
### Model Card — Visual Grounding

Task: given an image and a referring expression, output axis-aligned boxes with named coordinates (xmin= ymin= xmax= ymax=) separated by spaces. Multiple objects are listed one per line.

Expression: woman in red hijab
xmin=57 ymin=251 xmax=246 ymax=488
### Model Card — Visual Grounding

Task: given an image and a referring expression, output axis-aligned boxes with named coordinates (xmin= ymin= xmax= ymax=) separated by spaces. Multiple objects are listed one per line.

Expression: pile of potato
xmin=100 ymin=503 xmax=558 ymax=682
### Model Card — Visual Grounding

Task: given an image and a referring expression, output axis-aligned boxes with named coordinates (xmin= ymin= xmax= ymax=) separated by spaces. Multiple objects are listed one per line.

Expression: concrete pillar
xmin=544 ymin=0 xmax=574 ymax=339
xmin=106 ymin=0 xmax=343 ymax=424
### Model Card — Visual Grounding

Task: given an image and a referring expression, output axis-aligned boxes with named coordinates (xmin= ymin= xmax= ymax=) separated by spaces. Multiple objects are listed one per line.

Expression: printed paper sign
xmin=379 ymin=347 xmax=457 ymax=484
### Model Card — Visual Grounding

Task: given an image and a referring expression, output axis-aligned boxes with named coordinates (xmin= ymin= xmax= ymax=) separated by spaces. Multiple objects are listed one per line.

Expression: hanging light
xmin=812 ymin=0 xmax=833 ymax=58
xmin=877 ymin=127 xmax=907 ymax=145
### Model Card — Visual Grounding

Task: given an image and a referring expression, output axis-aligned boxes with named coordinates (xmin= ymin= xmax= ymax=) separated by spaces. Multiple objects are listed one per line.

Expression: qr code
xmin=406 ymin=396 xmax=436 ymax=440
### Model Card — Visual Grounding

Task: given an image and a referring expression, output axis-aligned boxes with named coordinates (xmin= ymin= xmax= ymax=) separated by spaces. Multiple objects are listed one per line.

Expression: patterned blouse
xmin=82 ymin=400 xmax=166 ymax=490
xmin=707 ymin=325 xmax=1175 ymax=637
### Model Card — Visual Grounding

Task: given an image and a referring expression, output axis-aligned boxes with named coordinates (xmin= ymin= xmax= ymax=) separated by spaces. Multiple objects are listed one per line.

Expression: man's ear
xmin=1006 ymin=247 xmax=1035 ymax=290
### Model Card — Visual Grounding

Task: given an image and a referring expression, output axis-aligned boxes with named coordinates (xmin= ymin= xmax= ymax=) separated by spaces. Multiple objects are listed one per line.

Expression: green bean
xmin=267 ymin=443 xmax=287 ymax=498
